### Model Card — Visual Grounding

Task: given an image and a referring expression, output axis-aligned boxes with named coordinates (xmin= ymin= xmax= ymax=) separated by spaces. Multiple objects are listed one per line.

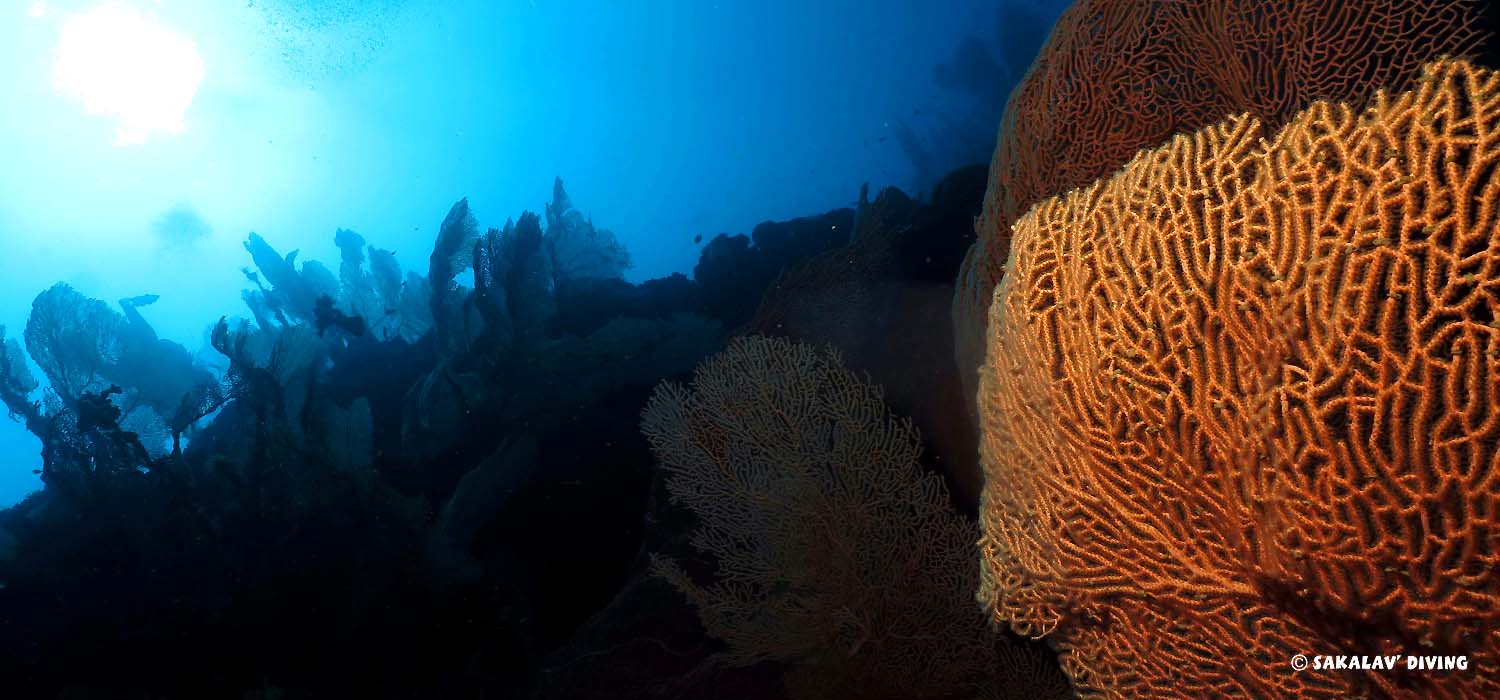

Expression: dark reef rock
xmin=693 ymin=233 xmax=758 ymax=322
xmin=552 ymin=273 xmax=703 ymax=338
xmin=900 ymin=164 xmax=989 ymax=283
xmin=532 ymin=447 xmax=789 ymax=700
xmin=693 ymin=208 xmax=854 ymax=327
xmin=0 ymin=168 xmax=1011 ymax=699
xmin=745 ymin=165 xmax=989 ymax=510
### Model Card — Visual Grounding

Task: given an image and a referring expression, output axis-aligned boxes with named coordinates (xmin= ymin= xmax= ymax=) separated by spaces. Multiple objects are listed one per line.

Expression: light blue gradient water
xmin=0 ymin=0 xmax=1063 ymax=505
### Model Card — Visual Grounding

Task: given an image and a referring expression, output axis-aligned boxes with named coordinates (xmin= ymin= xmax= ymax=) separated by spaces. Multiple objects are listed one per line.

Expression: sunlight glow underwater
xmin=50 ymin=2 xmax=205 ymax=146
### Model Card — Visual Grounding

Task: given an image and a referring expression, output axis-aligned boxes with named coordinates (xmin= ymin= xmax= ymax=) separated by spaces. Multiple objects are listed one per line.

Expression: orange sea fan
xmin=954 ymin=0 xmax=1487 ymax=409
xmin=978 ymin=58 xmax=1500 ymax=700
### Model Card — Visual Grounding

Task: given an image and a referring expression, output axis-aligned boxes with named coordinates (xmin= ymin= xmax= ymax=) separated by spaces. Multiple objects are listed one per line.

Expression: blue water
xmin=0 ymin=0 xmax=1068 ymax=503
xmin=0 ymin=0 xmax=1063 ymax=506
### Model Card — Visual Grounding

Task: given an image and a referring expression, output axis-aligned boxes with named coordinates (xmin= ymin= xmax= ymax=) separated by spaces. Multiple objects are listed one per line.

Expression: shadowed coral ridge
xmin=0 ymin=174 xmax=1034 ymax=699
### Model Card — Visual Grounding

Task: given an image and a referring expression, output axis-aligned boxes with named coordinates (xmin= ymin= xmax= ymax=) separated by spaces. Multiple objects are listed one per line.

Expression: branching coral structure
xmin=953 ymin=0 xmax=1487 ymax=408
xmin=977 ymin=58 xmax=1500 ymax=699
xmin=645 ymin=335 xmax=1073 ymax=700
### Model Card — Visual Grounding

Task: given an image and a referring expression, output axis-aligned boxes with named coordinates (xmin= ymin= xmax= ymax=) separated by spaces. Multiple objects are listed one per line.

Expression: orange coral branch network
xmin=978 ymin=58 xmax=1500 ymax=700
xmin=953 ymin=0 xmax=1486 ymax=414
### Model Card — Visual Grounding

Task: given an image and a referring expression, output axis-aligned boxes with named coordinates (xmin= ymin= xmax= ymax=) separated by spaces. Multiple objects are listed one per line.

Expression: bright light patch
xmin=28 ymin=1 xmax=48 ymax=19
xmin=52 ymin=3 xmax=205 ymax=145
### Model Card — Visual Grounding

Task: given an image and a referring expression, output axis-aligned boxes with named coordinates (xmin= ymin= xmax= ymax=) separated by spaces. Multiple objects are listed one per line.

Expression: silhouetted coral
xmin=0 ymin=326 xmax=42 ymax=435
xmin=544 ymin=177 xmax=632 ymax=282
xmin=244 ymin=233 xmax=340 ymax=324
xmin=0 ymin=170 xmax=990 ymax=699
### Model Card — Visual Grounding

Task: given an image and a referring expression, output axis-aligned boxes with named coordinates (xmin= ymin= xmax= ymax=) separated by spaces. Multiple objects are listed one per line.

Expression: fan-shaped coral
xmin=954 ymin=0 xmax=1487 ymax=404
xmin=646 ymin=335 xmax=1073 ymax=700
xmin=977 ymin=58 xmax=1500 ymax=699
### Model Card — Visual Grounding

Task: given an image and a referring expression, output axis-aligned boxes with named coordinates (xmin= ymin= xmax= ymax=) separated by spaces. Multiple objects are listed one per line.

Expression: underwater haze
xmin=0 ymin=0 xmax=1087 ymax=696
xmin=15 ymin=0 xmax=1494 ymax=698
xmin=0 ymin=0 xmax=1061 ymax=506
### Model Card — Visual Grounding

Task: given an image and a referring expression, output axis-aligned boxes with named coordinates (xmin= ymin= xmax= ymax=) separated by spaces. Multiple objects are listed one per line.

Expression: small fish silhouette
xmin=693 ymin=234 xmax=703 ymax=244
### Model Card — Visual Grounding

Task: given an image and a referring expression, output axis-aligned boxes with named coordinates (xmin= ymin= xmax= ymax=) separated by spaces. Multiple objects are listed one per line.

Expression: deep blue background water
xmin=0 ymin=0 xmax=1064 ymax=505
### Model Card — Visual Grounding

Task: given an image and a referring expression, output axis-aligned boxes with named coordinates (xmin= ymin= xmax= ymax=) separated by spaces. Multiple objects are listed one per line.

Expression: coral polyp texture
xmin=953 ymin=0 xmax=1486 ymax=403
xmin=977 ymin=59 xmax=1500 ymax=700
xmin=644 ymin=335 xmax=1074 ymax=700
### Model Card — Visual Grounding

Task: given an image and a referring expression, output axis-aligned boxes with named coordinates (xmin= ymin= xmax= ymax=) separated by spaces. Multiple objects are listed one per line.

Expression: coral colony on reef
xmin=979 ymin=58 xmax=1500 ymax=700
xmin=0 ymin=1 xmax=1497 ymax=699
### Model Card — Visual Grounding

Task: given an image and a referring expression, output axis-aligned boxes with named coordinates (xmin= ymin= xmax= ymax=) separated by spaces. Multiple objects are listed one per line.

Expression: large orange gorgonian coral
xmin=977 ymin=59 xmax=1500 ymax=699
xmin=954 ymin=0 xmax=1486 ymax=406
